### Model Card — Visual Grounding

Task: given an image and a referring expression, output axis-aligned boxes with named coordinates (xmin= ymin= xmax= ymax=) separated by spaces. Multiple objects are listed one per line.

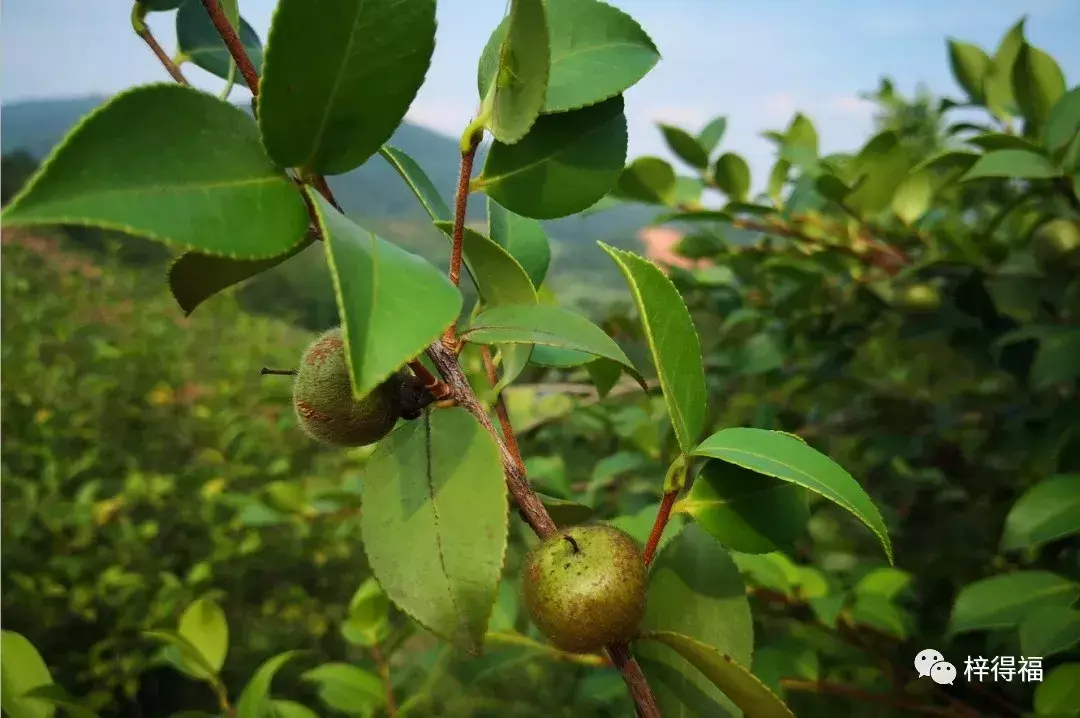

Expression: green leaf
xmin=486 ymin=198 xmax=551 ymax=288
xmin=675 ymin=461 xmax=810 ymax=554
xmin=911 ymin=149 xmax=981 ymax=175
xmin=636 ymin=526 xmax=754 ymax=717
xmin=1044 ymin=86 xmax=1080 ymax=155
xmin=360 ymin=408 xmax=508 ymax=654
xmin=854 ymin=568 xmax=912 ymax=601
xmin=461 ymin=304 xmax=647 ymax=390
xmin=142 ymin=0 xmax=185 ymax=10
xmin=1031 ymin=329 xmax=1080 ymax=388
xmin=984 ymin=18 xmax=1026 ymax=119
xmin=698 ymin=117 xmax=728 ymax=156
xmin=785 ymin=113 xmax=819 ymax=158
xmin=960 ymin=149 xmax=1061 ymax=180
xmin=846 ymin=131 xmax=913 ymax=216
xmin=767 ymin=159 xmax=790 ymax=206
xmin=19 ymin=686 xmax=97 ymax=718
xmin=478 ymin=0 xmax=658 ymax=115
xmin=690 ymin=427 xmax=893 ymax=563
xmin=1012 ymin=42 xmax=1067 ymax=131
xmin=964 ymin=132 xmax=1046 ymax=152
xmin=660 ymin=124 xmax=709 ymax=170
xmin=639 ymin=632 xmax=794 ymax=718
xmin=948 ymin=571 xmax=1080 ymax=635
xmin=891 ymin=170 xmax=933 ymax=225
xmin=236 ymin=651 xmax=302 ymax=718
xmin=269 ymin=701 xmax=318 ymax=718
xmin=848 ymin=595 xmax=910 ymax=639
xmin=1 ymin=631 xmax=55 ymax=718
xmin=1035 ymin=663 xmax=1080 ymax=716
xmin=300 ymin=664 xmax=384 ymax=715
xmin=257 ymin=0 xmax=436 ymax=175
xmin=600 ymin=244 xmax=706 ymax=454
xmin=478 ymin=95 xmax=628 ymax=219
xmin=713 ymin=153 xmax=751 ymax=202
xmin=1001 ymin=474 xmax=1080 ymax=551
xmin=537 ymin=493 xmax=595 ymax=527
xmin=378 ymin=146 xmax=450 ymax=222
xmin=341 ymin=579 xmax=390 ymax=647
xmin=477 ymin=0 xmax=549 ymax=144
xmin=308 ymin=192 xmax=462 ymax=400
xmin=612 ymin=156 xmax=677 ymax=205
xmin=947 ymin=40 xmax=992 ymax=104
xmin=1020 ymin=606 xmax=1080 ymax=658
xmin=168 ymin=234 xmax=313 ymax=316
xmin=1 ymin=85 xmax=309 ymax=259
xmin=143 ymin=630 xmax=218 ymax=681
xmin=178 ymin=598 xmax=229 ymax=674
xmin=176 ymin=0 xmax=262 ymax=87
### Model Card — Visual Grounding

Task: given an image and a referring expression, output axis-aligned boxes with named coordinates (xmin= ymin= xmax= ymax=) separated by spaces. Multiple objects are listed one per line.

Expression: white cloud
xmin=763 ymin=92 xmax=797 ymax=122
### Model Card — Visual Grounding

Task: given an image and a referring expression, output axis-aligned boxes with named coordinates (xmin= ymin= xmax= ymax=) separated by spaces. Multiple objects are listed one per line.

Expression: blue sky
xmin=3 ymin=0 xmax=1078 ymax=191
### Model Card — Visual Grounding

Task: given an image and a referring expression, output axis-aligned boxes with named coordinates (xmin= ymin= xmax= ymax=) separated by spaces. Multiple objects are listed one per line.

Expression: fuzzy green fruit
xmin=893 ymin=283 xmax=942 ymax=312
xmin=523 ymin=525 xmax=647 ymax=654
xmin=1033 ymin=219 xmax=1080 ymax=268
xmin=292 ymin=327 xmax=405 ymax=447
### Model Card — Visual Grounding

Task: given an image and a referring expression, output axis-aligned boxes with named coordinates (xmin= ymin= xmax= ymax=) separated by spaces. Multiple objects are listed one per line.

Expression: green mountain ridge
xmin=0 ymin=94 xmax=660 ymax=299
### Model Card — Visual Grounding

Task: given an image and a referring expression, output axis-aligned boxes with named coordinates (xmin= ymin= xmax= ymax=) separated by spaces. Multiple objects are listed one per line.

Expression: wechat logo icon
xmin=915 ymin=649 xmax=956 ymax=685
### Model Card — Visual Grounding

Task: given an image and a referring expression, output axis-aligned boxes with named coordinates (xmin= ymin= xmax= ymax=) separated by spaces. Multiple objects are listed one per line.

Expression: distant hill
xmin=1 ymin=95 xmax=661 ymax=298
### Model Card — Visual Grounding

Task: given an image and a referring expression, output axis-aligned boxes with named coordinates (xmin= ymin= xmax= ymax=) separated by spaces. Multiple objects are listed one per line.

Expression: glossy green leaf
xmin=300 ymin=664 xmax=384 ymax=715
xmin=849 ymin=595 xmax=910 ymax=639
xmin=537 ymin=493 xmax=595 ymax=527
xmin=1 ymin=85 xmax=309 ymax=259
xmin=675 ymin=461 xmax=810 ymax=554
xmin=178 ymin=598 xmax=229 ymax=674
xmin=691 ymin=427 xmax=893 ymax=563
xmin=712 ymin=153 xmax=751 ymax=203
xmin=143 ymin=630 xmax=218 ymax=681
xmin=960 ymin=149 xmax=1060 ymax=180
xmin=378 ymin=145 xmax=451 ymax=222
xmin=601 ymin=244 xmax=706 ymax=454
xmin=258 ymin=0 xmax=436 ymax=175
xmin=462 ymin=304 xmax=647 ymax=390
xmin=168 ymin=234 xmax=313 ymax=316
xmin=236 ymin=651 xmax=302 ymax=718
xmin=947 ymin=40 xmax=991 ymax=104
xmin=1020 ymin=606 xmax=1080 ymax=658
xmin=309 ymin=192 xmax=461 ymax=400
xmin=479 ymin=0 xmax=658 ymax=115
xmin=636 ymin=525 xmax=754 ymax=718
xmin=486 ymin=198 xmax=551 ymax=288
xmin=948 ymin=571 xmax=1080 ymax=635
xmin=984 ymin=18 xmax=1026 ymax=119
xmin=478 ymin=95 xmax=628 ymax=219
xmin=176 ymin=0 xmax=262 ymax=87
xmin=341 ymin=578 xmax=390 ymax=647
xmin=892 ymin=170 xmax=933 ymax=225
xmin=846 ymin=131 xmax=912 ymax=215
xmin=1012 ymin=42 xmax=1067 ymax=131
xmin=528 ymin=345 xmax=594 ymax=368
xmin=854 ymin=568 xmax=912 ymax=601
xmin=19 ymin=686 xmax=97 ymax=718
xmin=142 ymin=0 xmax=184 ymax=10
xmin=639 ymin=632 xmax=794 ymax=718
xmin=612 ymin=156 xmax=677 ymax=205
xmin=1 ymin=631 xmax=55 ymax=718
xmin=269 ymin=701 xmax=318 ymax=718
xmin=1044 ymin=86 xmax=1080 ymax=154
xmin=964 ymin=132 xmax=1045 ymax=152
xmin=785 ymin=113 xmax=819 ymax=158
xmin=1001 ymin=474 xmax=1080 ymax=550
xmin=698 ymin=117 xmax=728 ymax=156
xmin=660 ymin=124 xmax=709 ymax=170
xmin=1035 ymin=663 xmax=1080 ymax=716
xmin=477 ymin=0 xmax=549 ymax=144
xmin=360 ymin=408 xmax=508 ymax=654
xmin=911 ymin=149 xmax=981 ymax=175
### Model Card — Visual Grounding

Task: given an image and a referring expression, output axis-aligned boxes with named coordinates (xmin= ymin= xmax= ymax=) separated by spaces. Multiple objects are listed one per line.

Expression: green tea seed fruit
xmin=1033 ymin=219 xmax=1080 ymax=268
xmin=292 ymin=327 xmax=404 ymax=447
xmin=523 ymin=525 xmax=647 ymax=654
xmin=893 ymin=283 xmax=942 ymax=312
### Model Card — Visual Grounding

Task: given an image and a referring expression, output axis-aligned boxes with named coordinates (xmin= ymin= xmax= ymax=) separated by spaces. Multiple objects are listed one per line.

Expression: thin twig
xmin=642 ymin=490 xmax=678 ymax=567
xmin=370 ymin=643 xmax=398 ymax=717
xmin=481 ymin=347 xmax=525 ymax=472
xmin=607 ymin=642 xmax=661 ymax=718
xmin=260 ymin=367 xmax=296 ymax=376
xmin=134 ymin=21 xmax=188 ymax=85
xmin=311 ymin=174 xmax=343 ymax=212
xmin=199 ymin=0 xmax=261 ymax=93
xmin=448 ymin=128 xmax=484 ymax=289
xmin=408 ymin=359 xmax=451 ymax=401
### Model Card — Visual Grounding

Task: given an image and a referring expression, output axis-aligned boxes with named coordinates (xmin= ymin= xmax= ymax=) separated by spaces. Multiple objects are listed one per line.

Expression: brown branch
xmin=370 ymin=643 xmax=398 ymax=717
xmin=780 ymin=680 xmax=960 ymax=716
xmin=311 ymin=174 xmax=343 ymax=212
xmin=199 ymin=0 xmax=261 ymax=93
xmin=643 ymin=490 xmax=678 ymax=567
xmin=260 ymin=367 xmax=296 ymax=376
xmin=481 ymin=346 xmax=525 ymax=472
xmin=134 ymin=22 xmax=188 ymax=85
xmin=448 ymin=128 xmax=483 ymax=288
xmin=607 ymin=642 xmax=661 ymax=718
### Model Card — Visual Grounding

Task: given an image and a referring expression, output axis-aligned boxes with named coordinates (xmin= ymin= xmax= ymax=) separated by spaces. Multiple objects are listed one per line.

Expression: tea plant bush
xmin=1 ymin=2 xmax=1077 ymax=718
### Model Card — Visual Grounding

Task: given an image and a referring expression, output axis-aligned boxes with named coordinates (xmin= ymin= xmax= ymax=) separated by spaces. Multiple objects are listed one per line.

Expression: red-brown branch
xmin=481 ymin=346 xmax=526 ymax=472
xmin=199 ymin=0 xmax=261 ymax=93
xmin=643 ymin=490 xmax=678 ymax=567
xmin=136 ymin=25 xmax=188 ymax=85
xmin=448 ymin=128 xmax=483 ymax=288
xmin=408 ymin=359 xmax=451 ymax=401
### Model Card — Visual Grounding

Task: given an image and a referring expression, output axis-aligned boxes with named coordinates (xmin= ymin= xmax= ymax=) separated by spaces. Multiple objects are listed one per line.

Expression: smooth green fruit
xmin=292 ymin=327 xmax=405 ymax=447
xmin=1033 ymin=219 xmax=1080 ymax=268
xmin=893 ymin=283 xmax=942 ymax=312
xmin=523 ymin=525 xmax=647 ymax=654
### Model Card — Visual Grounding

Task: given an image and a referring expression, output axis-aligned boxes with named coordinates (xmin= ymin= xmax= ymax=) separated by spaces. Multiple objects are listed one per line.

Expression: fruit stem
xmin=563 ymin=535 xmax=580 ymax=554
xmin=199 ymin=0 xmax=260 ymax=94
xmin=446 ymin=124 xmax=484 ymax=291
xmin=260 ymin=368 xmax=297 ymax=376
xmin=408 ymin=359 xmax=451 ymax=401
xmin=643 ymin=490 xmax=679 ymax=568
xmin=132 ymin=4 xmax=188 ymax=85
